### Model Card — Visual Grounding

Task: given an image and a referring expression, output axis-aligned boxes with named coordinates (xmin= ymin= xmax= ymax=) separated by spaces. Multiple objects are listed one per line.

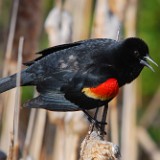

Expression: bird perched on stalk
xmin=0 ymin=37 xmax=158 ymax=130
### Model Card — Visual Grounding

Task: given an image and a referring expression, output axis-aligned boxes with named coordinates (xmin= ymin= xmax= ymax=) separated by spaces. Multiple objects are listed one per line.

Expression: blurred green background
xmin=138 ymin=1 xmax=160 ymax=146
xmin=138 ymin=0 xmax=160 ymax=97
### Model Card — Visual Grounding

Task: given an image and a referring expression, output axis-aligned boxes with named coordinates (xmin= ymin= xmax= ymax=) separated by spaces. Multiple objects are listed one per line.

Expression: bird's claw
xmin=87 ymin=116 xmax=107 ymax=135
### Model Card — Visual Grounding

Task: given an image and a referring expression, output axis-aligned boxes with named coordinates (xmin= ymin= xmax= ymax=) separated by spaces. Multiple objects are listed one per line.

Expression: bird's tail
xmin=0 ymin=70 xmax=34 ymax=94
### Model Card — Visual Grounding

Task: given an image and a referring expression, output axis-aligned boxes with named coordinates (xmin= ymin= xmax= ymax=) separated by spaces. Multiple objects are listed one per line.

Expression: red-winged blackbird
xmin=0 ymin=38 xmax=158 ymax=112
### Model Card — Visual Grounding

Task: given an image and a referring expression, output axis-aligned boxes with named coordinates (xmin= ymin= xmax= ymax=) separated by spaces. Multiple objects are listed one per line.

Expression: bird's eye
xmin=134 ymin=50 xmax=140 ymax=58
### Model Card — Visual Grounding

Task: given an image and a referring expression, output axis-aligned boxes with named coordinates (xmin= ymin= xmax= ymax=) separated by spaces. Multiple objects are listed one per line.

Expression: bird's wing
xmin=23 ymin=38 xmax=116 ymax=66
xmin=24 ymin=69 xmax=81 ymax=111
xmin=23 ymin=41 xmax=83 ymax=66
xmin=24 ymin=93 xmax=80 ymax=111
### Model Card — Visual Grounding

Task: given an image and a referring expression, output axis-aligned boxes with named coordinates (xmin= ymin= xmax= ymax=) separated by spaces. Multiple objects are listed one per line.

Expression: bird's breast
xmin=82 ymin=78 xmax=119 ymax=101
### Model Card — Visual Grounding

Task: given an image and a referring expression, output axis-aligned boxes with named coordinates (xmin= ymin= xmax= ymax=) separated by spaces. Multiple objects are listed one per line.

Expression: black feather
xmin=25 ymin=93 xmax=80 ymax=111
xmin=0 ymin=37 xmax=154 ymax=111
xmin=23 ymin=41 xmax=82 ymax=66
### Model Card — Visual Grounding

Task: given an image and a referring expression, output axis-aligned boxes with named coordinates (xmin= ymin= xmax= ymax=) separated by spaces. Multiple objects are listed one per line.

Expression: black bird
xmin=0 ymin=37 xmax=158 ymax=116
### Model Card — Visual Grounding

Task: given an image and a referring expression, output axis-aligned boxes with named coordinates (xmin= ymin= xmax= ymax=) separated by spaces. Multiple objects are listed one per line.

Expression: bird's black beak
xmin=140 ymin=55 xmax=158 ymax=72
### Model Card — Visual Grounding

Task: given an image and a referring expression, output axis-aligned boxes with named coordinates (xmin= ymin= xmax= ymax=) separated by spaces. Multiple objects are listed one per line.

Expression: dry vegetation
xmin=0 ymin=0 xmax=159 ymax=160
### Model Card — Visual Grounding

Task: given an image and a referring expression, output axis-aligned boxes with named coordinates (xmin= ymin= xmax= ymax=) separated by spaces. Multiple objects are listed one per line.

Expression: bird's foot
xmin=90 ymin=120 xmax=107 ymax=135
xmin=83 ymin=110 xmax=107 ymax=135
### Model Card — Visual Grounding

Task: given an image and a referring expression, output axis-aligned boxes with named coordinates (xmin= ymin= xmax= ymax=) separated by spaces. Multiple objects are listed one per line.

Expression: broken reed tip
xmin=80 ymin=131 xmax=121 ymax=160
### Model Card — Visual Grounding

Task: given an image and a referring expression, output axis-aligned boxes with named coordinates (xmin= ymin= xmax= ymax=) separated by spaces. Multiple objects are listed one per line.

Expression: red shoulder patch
xmin=82 ymin=78 xmax=119 ymax=101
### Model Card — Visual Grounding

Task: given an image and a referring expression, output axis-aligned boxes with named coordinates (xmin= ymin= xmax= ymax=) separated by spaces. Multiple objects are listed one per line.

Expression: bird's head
xmin=121 ymin=37 xmax=158 ymax=72
xmin=115 ymin=37 xmax=158 ymax=85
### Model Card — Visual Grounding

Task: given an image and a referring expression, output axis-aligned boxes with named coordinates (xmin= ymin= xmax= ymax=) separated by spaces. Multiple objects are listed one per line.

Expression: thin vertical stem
xmin=13 ymin=37 xmax=24 ymax=160
xmin=121 ymin=0 xmax=138 ymax=159
xmin=23 ymin=109 xmax=36 ymax=158
xmin=3 ymin=0 xmax=20 ymax=76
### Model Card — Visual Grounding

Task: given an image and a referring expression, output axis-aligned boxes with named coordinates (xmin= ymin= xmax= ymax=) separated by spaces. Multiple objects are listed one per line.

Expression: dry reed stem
xmin=13 ymin=37 xmax=23 ymax=160
xmin=22 ymin=108 xmax=36 ymax=158
xmin=13 ymin=37 xmax=23 ymax=144
xmin=80 ymin=131 xmax=121 ymax=160
xmin=7 ymin=133 xmax=13 ymax=160
xmin=3 ymin=0 xmax=19 ymax=76
xmin=28 ymin=109 xmax=46 ymax=160
xmin=121 ymin=0 xmax=138 ymax=159
xmin=0 ymin=0 xmax=20 ymax=153
xmin=7 ymin=37 xmax=24 ymax=160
